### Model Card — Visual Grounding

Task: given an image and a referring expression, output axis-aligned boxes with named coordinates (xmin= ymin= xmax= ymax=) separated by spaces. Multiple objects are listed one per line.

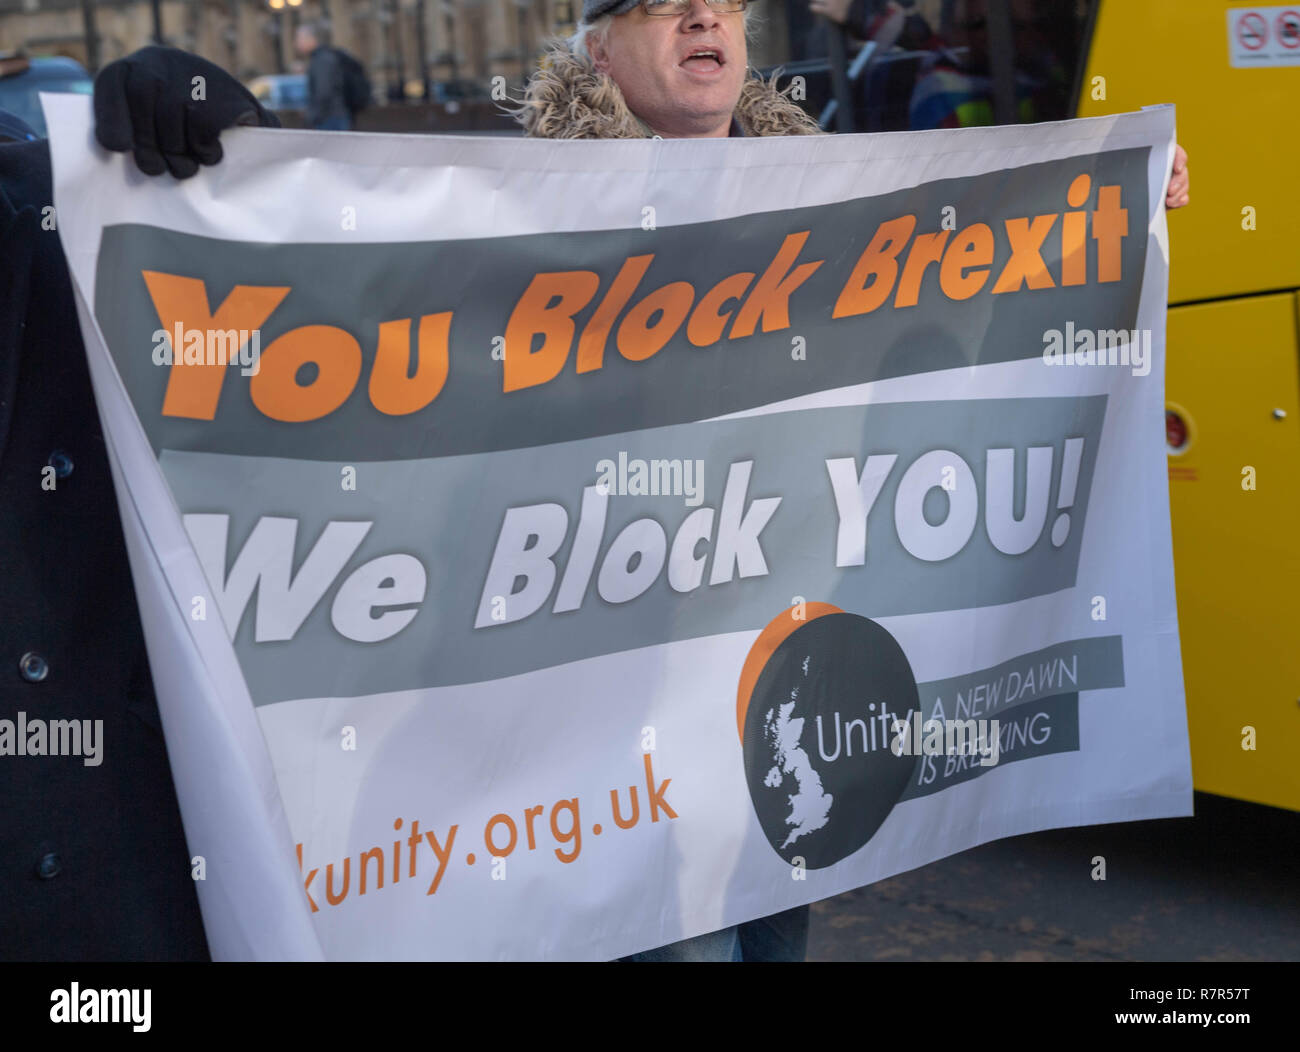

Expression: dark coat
xmin=307 ymin=46 xmax=351 ymax=129
xmin=0 ymin=136 xmax=209 ymax=960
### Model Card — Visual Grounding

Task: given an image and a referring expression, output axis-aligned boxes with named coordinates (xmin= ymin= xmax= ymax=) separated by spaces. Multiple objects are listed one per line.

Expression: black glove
xmin=94 ymin=46 xmax=281 ymax=179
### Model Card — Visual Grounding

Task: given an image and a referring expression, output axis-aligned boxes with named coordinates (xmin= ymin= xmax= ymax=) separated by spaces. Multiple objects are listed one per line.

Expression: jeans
xmin=313 ymin=114 xmax=352 ymax=131
xmin=620 ymin=904 xmax=809 ymax=962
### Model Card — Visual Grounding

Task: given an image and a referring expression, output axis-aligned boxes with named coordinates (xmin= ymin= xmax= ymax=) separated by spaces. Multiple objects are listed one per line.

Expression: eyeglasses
xmin=641 ymin=0 xmax=748 ymax=16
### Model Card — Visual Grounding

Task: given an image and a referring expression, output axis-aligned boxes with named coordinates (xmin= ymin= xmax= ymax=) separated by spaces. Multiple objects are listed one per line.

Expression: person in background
xmin=295 ymin=21 xmax=352 ymax=130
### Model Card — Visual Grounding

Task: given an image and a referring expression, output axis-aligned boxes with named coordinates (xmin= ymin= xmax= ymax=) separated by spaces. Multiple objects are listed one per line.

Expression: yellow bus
xmin=1078 ymin=0 xmax=1299 ymax=812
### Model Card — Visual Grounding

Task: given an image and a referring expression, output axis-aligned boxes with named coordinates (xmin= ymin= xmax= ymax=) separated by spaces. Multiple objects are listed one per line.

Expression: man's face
xmin=293 ymin=28 xmax=316 ymax=58
xmin=589 ymin=0 xmax=748 ymax=138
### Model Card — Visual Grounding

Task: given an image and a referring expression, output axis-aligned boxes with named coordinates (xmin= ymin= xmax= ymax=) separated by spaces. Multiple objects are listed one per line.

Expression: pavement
xmin=807 ymin=792 xmax=1300 ymax=961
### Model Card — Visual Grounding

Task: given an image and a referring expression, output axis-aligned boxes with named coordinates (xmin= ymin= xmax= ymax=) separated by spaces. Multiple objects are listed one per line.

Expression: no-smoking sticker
xmin=1228 ymin=6 xmax=1300 ymax=65
xmin=1238 ymin=11 xmax=1268 ymax=48
xmin=1277 ymin=10 xmax=1300 ymax=48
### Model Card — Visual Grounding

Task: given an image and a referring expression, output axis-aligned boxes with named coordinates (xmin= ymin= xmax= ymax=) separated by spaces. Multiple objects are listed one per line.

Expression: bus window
xmin=907 ymin=0 xmax=1096 ymax=129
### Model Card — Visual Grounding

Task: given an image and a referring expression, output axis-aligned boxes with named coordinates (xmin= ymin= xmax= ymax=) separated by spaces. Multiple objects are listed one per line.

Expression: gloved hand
xmin=94 ymin=46 xmax=280 ymax=179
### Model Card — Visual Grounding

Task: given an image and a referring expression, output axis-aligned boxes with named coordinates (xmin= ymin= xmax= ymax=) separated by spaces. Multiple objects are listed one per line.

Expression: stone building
xmin=0 ymin=0 xmax=794 ymax=92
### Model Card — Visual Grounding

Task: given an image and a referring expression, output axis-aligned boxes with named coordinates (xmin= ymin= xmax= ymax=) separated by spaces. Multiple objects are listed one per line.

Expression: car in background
xmin=0 ymin=53 xmax=93 ymax=138
xmin=246 ymin=73 xmax=309 ymax=113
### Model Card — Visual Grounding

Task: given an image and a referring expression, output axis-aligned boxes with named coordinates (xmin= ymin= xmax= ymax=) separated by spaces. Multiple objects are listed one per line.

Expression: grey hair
xmin=569 ymin=13 xmax=614 ymax=62
xmin=570 ymin=3 xmax=758 ymax=63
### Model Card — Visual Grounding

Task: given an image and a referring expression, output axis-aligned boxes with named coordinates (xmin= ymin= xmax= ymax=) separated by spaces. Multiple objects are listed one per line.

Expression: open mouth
xmin=680 ymin=47 xmax=726 ymax=73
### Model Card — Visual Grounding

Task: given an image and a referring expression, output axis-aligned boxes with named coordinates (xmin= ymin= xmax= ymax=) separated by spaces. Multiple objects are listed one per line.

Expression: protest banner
xmin=46 ymin=96 xmax=1189 ymax=960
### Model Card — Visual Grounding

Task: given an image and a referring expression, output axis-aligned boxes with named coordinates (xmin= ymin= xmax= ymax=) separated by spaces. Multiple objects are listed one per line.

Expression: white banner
xmin=47 ymin=95 xmax=1190 ymax=960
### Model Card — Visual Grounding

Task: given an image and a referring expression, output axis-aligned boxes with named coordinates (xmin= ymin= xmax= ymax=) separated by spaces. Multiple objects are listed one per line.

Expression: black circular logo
xmin=741 ymin=611 xmax=919 ymax=869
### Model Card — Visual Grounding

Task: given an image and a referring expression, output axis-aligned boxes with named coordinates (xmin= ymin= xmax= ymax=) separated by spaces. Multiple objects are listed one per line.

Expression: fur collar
xmin=513 ymin=41 xmax=823 ymax=140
